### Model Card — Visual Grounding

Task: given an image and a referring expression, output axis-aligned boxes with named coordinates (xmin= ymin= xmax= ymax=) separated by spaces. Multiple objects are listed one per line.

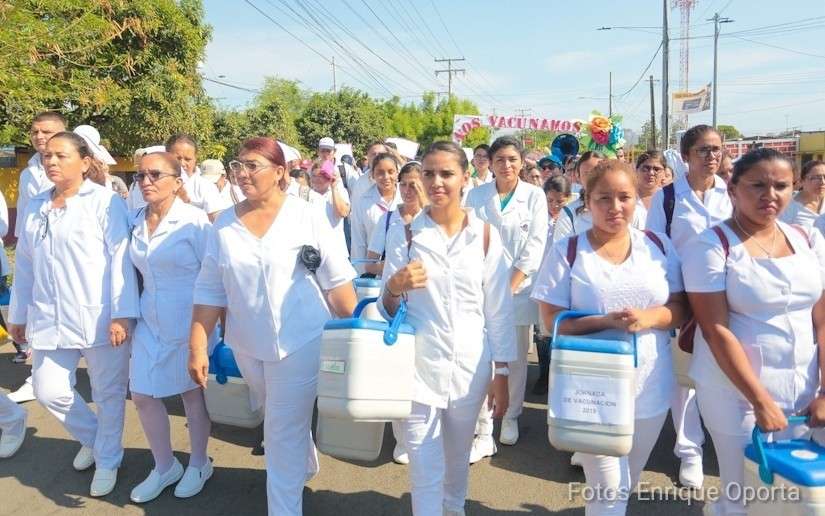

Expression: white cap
xmin=201 ymin=159 xmax=225 ymax=182
xmin=74 ymin=125 xmax=117 ymax=165
xmin=318 ymin=137 xmax=335 ymax=150
xmin=277 ymin=141 xmax=301 ymax=163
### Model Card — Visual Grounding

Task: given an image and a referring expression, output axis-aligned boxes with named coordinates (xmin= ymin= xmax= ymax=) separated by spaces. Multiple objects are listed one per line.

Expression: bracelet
xmin=386 ymin=286 xmax=403 ymax=298
xmin=495 ymin=366 xmax=510 ymax=376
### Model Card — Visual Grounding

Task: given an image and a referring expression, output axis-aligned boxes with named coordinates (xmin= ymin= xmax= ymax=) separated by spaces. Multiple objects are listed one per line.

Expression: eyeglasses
xmin=806 ymin=175 xmax=825 ymax=183
xmin=693 ymin=146 xmax=724 ymax=158
xmin=639 ymin=165 xmax=664 ymax=174
xmin=135 ymin=169 xmax=178 ymax=183
xmin=229 ymin=160 xmax=271 ymax=176
xmin=547 ymin=199 xmax=567 ymax=207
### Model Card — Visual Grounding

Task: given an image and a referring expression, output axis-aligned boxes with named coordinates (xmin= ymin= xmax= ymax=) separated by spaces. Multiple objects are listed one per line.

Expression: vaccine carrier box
xmin=547 ymin=311 xmax=637 ymax=457
xmin=353 ymin=278 xmax=384 ymax=321
xmin=318 ymin=298 xmax=415 ymax=421
xmin=204 ymin=341 xmax=264 ymax=428
xmin=744 ymin=416 xmax=825 ymax=515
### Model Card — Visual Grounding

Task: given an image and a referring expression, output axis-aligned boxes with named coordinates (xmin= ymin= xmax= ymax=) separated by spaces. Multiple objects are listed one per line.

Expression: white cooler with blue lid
xmin=353 ymin=277 xmax=383 ymax=321
xmin=316 ymin=297 xmax=414 ymax=461
xmin=547 ymin=311 xmax=637 ymax=457
xmin=204 ymin=341 xmax=264 ymax=428
xmin=744 ymin=415 xmax=825 ymax=514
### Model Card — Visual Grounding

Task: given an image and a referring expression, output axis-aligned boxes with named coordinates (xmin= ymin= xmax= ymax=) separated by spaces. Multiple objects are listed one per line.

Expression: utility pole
xmin=609 ymin=72 xmax=613 ymax=117
xmin=661 ymin=0 xmax=669 ymax=149
xmin=435 ymin=57 xmax=466 ymax=99
xmin=649 ymin=75 xmax=659 ymax=149
xmin=332 ymin=56 xmax=337 ymax=93
xmin=709 ymin=12 xmax=734 ymax=128
xmin=515 ymin=109 xmax=532 ymax=146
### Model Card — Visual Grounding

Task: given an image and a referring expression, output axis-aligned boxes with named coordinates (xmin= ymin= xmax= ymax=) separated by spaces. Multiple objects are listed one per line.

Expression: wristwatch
xmin=494 ymin=366 xmax=510 ymax=376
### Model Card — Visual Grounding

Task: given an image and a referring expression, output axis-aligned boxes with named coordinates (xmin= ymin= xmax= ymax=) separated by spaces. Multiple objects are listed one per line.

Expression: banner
xmin=672 ymin=84 xmax=711 ymax=114
xmin=452 ymin=114 xmax=582 ymax=143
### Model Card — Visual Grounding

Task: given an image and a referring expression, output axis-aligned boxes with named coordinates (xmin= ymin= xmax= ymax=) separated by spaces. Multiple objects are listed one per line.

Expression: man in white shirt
xmin=200 ymin=158 xmax=236 ymax=211
xmin=317 ymin=137 xmax=361 ymax=197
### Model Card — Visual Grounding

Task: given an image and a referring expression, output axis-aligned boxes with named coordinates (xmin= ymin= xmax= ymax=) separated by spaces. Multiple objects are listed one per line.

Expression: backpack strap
xmin=404 ymin=223 xmax=413 ymax=256
xmin=663 ymin=183 xmax=675 ymax=238
xmin=338 ymin=165 xmax=348 ymax=190
xmin=643 ymin=230 xmax=666 ymax=255
xmin=790 ymin=224 xmax=813 ymax=249
xmin=711 ymin=225 xmax=731 ymax=259
xmin=566 ymin=235 xmax=579 ymax=267
xmin=563 ymin=205 xmax=575 ymax=232
xmin=380 ymin=211 xmax=394 ymax=261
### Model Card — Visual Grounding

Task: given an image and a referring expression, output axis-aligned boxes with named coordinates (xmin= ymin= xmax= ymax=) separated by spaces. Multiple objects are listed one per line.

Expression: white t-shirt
xmin=313 ymin=183 xmax=350 ymax=258
xmin=780 ymin=197 xmax=825 ymax=230
xmin=531 ymin=228 xmax=683 ymax=418
xmin=350 ymin=185 xmax=400 ymax=273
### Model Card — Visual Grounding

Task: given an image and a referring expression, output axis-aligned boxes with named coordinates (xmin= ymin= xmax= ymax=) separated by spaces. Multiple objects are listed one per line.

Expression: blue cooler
xmin=744 ymin=415 xmax=825 ymax=514
xmin=204 ymin=341 xmax=264 ymax=428
xmin=547 ymin=311 xmax=638 ymax=457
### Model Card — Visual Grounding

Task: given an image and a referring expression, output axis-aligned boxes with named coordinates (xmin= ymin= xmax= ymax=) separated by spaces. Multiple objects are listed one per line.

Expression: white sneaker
xmin=73 ymin=446 xmax=95 ymax=471
xmin=570 ymin=452 xmax=583 ymax=468
xmin=469 ymin=435 xmax=497 ymax=464
xmin=130 ymin=459 xmax=184 ymax=503
xmin=679 ymin=458 xmax=704 ymax=489
xmin=393 ymin=443 xmax=409 ymax=465
xmin=8 ymin=382 xmax=35 ymax=403
xmin=0 ymin=415 xmax=26 ymax=458
xmin=174 ymin=459 xmax=213 ymax=498
xmin=90 ymin=467 xmax=118 ymax=497
xmin=499 ymin=418 xmax=519 ymax=446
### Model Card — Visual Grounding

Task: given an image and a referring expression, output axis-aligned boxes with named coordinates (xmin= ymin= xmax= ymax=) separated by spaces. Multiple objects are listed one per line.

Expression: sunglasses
xmin=135 ymin=169 xmax=178 ymax=183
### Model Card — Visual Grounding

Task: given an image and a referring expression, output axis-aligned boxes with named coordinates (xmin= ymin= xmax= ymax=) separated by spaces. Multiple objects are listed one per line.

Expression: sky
xmin=201 ymin=0 xmax=825 ymax=138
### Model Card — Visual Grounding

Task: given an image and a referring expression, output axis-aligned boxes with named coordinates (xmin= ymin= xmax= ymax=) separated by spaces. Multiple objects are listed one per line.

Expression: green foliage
xmin=636 ymin=120 xmax=661 ymax=150
xmin=717 ymin=124 xmax=742 ymax=140
xmin=0 ymin=0 xmax=214 ymax=154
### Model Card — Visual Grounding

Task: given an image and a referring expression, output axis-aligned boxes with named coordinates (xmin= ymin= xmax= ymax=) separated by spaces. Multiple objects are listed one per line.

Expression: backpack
xmin=565 ymin=230 xmax=665 ymax=267
xmin=663 ymin=182 xmax=676 ymax=238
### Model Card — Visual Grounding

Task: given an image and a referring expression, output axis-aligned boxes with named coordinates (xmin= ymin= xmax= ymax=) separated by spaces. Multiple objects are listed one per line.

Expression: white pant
xmin=0 ymin=391 xmax=25 ymax=436
xmin=696 ymin=385 xmax=806 ymax=516
xmin=475 ymin=325 xmax=531 ymax=437
xmin=670 ymin=385 xmax=704 ymax=461
xmin=233 ymin=339 xmax=320 ymax=516
xmin=579 ymin=412 xmax=668 ymax=516
xmin=32 ymin=345 xmax=130 ymax=469
xmin=402 ymin=393 xmax=488 ymax=515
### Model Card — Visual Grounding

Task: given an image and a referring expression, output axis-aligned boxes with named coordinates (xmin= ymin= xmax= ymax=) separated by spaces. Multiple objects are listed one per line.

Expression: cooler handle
xmin=353 ymin=297 xmax=379 ymax=319
xmin=752 ymin=415 xmax=809 ymax=485
xmin=551 ymin=310 xmax=639 ymax=368
xmin=351 ymin=296 xmax=408 ymax=346
xmin=211 ymin=341 xmax=229 ymax=385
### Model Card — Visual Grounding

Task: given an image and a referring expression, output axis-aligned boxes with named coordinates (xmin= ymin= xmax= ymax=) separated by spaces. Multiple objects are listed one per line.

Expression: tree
xmin=717 ymin=124 xmax=742 ymax=140
xmin=462 ymin=126 xmax=492 ymax=149
xmin=636 ymin=120 xmax=661 ymax=150
xmin=295 ymin=88 xmax=387 ymax=158
xmin=0 ymin=0 xmax=213 ymax=153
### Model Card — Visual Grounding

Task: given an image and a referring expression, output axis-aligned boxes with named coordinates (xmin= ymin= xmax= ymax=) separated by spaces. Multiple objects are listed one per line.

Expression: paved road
xmin=0 ymin=339 xmax=717 ymax=515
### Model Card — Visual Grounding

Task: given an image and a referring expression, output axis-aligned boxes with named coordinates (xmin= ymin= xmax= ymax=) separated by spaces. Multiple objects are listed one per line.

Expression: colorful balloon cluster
xmin=577 ymin=111 xmax=626 ymax=158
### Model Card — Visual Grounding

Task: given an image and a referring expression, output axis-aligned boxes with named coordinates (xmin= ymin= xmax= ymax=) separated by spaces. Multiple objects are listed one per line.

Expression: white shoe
xmin=393 ymin=443 xmax=409 ymax=465
xmin=130 ymin=459 xmax=184 ymax=503
xmin=0 ymin=415 xmax=26 ymax=458
xmin=174 ymin=459 xmax=213 ymax=498
xmin=8 ymin=382 xmax=35 ymax=403
xmin=90 ymin=467 xmax=118 ymax=497
xmin=570 ymin=452 xmax=583 ymax=468
xmin=679 ymin=458 xmax=704 ymax=489
xmin=73 ymin=446 xmax=95 ymax=471
xmin=499 ymin=418 xmax=519 ymax=446
xmin=469 ymin=435 xmax=497 ymax=464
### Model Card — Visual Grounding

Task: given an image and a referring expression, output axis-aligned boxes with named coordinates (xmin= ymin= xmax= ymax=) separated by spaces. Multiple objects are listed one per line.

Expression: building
xmin=799 ymin=131 xmax=825 ymax=169
xmin=723 ymin=137 xmax=798 ymax=160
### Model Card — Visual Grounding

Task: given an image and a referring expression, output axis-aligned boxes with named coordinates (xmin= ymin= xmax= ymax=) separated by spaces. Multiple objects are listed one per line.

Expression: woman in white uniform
xmin=350 ymin=153 xmax=401 ymax=275
xmin=781 ymin=159 xmax=825 ymax=229
xmin=128 ymin=152 xmax=214 ymax=503
xmin=532 ymin=160 xmax=688 ymax=516
xmin=309 ymin=159 xmax=351 ymax=256
xmin=635 ymin=150 xmax=666 ymax=228
xmin=646 ymin=124 xmax=732 ymax=489
xmin=465 ymin=136 xmax=547 ymax=453
xmin=380 ymin=141 xmax=515 ymax=516
xmin=8 ymin=132 xmax=139 ymax=497
xmin=683 ymin=148 xmax=825 ymax=516
xmin=188 ymin=137 xmax=357 ymax=516
xmin=551 ymin=151 xmax=606 ymax=242
xmin=364 ymin=161 xmax=427 ymax=277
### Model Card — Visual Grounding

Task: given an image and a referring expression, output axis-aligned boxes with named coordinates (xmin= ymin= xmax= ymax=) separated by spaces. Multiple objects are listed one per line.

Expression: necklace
xmin=590 ymin=229 xmax=630 ymax=265
xmin=733 ymin=216 xmax=777 ymax=258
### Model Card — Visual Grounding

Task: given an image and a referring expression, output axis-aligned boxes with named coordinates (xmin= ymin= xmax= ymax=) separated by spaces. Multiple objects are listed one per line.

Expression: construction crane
xmin=672 ymin=0 xmax=695 ymax=128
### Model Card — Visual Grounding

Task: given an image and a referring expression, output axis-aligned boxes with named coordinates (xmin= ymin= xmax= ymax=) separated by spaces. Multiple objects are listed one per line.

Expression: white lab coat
xmin=9 ymin=179 xmax=140 ymax=347
xmin=129 ymin=198 xmax=215 ymax=397
xmin=682 ymin=221 xmax=825 ymax=412
xmin=193 ymin=195 xmax=356 ymax=362
xmin=350 ymin=185 xmax=401 ymax=274
xmin=780 ymin=197 xmax=825 ymax=230
xmin=531 ymin=228 xmax=683 ymax=418
xmin=645 ymin=172 xmax=732 ymax=252
xmin=15 ymin=153 xmax=53 ymax=238
xmin=465 ymin=180 xmax=548 ymax=326
xmin=378 ymin=210 xmax=517 ymax=408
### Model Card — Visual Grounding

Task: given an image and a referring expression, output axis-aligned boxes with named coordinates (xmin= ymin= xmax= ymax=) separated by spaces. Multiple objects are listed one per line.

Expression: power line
xmin=728 ymin=35 xmax=825 ymax=60
xmin=615 ymin=42 xmax=664 ymax=99
xmin=404 ymin=0 xmax=449 ymax=56
xmin=202 ymin=76 xmax=261 ymax=93
xmin=428 ymin=0 xmax=463 ymax=56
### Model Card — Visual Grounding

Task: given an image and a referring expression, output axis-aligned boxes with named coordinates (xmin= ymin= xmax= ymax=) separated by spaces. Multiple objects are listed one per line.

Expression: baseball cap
xmin=201 ymin=159 xmax=226 ymax=182
xmin=318 ymin=137 xmax=335 ymax=149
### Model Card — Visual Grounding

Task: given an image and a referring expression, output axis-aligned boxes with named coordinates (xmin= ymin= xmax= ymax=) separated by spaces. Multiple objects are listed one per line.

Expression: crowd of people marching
xmin=0 ymin=109 xmax=824 ymax=516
